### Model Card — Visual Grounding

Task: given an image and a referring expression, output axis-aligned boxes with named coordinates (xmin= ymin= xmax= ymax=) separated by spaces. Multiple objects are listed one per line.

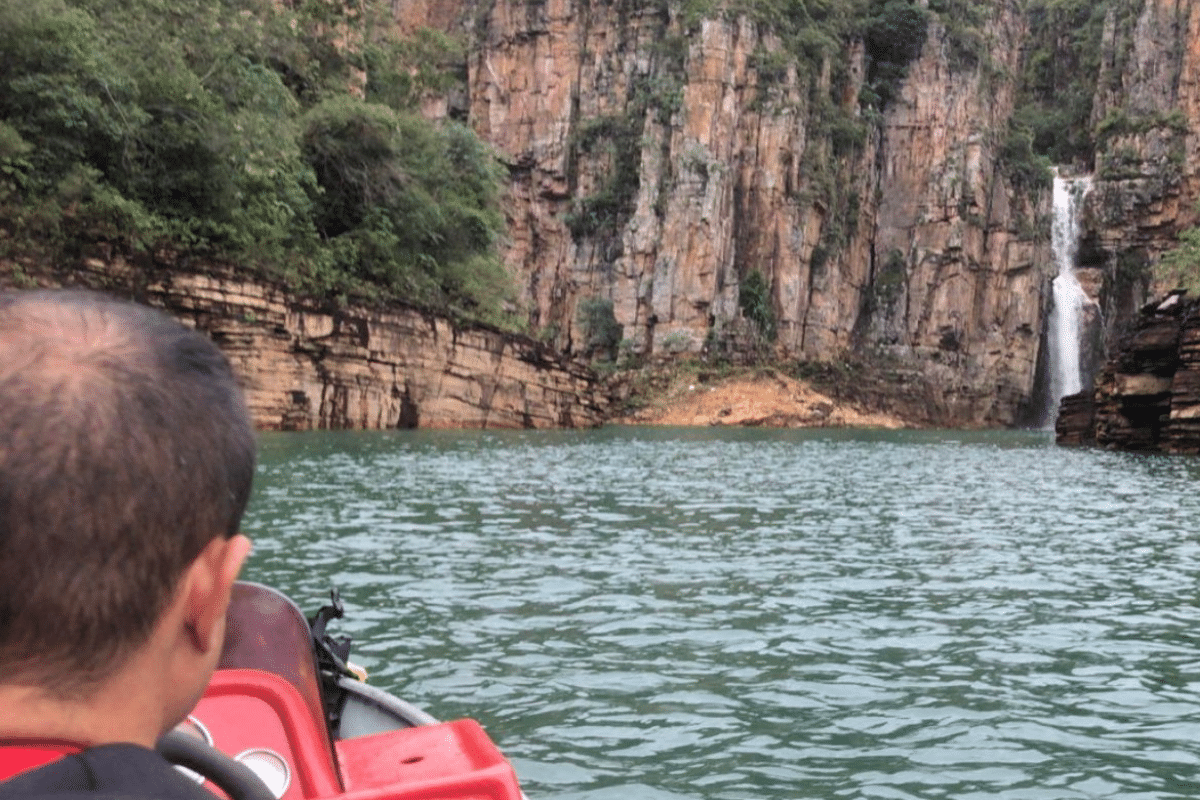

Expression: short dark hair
xmin=0 ymin=290 xmax=256 ymax=694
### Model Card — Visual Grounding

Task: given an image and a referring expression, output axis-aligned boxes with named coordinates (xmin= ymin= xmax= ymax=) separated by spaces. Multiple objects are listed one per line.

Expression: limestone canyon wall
xmin=403 ymin=0 xmax=1057 ymax=426
xmin=867 ymin=8 xmax=1046 ymax=426
xmin=1051 ymin=0 xmax=1200 ymax=448
xmin=1088 ymin=0 xmax=1200 ymax=329
xmin=16 ymin=258 xmax=607 ymax=431
xmin=397 ymin=0 xmax=1200 ymax=428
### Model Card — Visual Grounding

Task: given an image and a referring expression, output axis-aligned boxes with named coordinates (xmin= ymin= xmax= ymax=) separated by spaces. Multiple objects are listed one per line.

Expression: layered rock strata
xmin=1056 ymin=292 xmax=1200 ymax=452
xmin=19 ymin=258 xmax=608 ymax=431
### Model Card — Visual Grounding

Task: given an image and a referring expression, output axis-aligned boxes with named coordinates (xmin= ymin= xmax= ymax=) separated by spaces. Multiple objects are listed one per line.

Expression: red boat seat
xmin=334 ymin=720 xmax=524 ymax=800
xmin=195 ymin=671 xmax=524 ymax=800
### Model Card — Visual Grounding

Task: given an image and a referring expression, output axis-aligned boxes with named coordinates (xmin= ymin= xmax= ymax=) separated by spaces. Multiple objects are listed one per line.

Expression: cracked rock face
xmin=24 ymin=0 xmax=1199 ymax=433
xmin=424 ymin=0 xmax=1054 ymax=427
xmin=410 ymin=0 xmax=1200 ymax=428
xmin=64 ymin=259 xmax=608 ymax=431
xmin=1059 ymin=293 xmax=1200 ymax=454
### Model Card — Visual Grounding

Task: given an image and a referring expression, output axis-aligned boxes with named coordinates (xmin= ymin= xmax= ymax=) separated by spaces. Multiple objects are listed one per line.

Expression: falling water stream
xmin=1044 ymin=173 xmax=1093 ymax=427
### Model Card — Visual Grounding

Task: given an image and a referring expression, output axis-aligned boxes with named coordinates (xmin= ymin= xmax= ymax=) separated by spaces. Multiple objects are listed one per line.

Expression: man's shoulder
xmin=0 ymin=743 xmax=214 ymax=800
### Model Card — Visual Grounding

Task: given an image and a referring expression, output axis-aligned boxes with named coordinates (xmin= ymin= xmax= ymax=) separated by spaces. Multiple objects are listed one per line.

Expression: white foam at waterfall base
xmin=1043 ymin=172 xmax=1093 ymax=428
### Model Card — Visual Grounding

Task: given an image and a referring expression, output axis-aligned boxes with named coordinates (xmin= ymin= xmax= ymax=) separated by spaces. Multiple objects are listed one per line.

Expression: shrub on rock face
xmin=1158 ymin=227 xmax=1200 ymax=296
xmin=302 ymin=98 xmax=411 ymax=239
xmin=577 ymin=297 xmax=623 ymax=360
xmin=739 ymin=269 xmax=777 ymax=343
xmin=0 ymin=2 xmax=129 ymax=195
xmin=0 ymin=122 xmax=33 ymax=200
xmin=863 ymin=0 xmax=929 ymax=109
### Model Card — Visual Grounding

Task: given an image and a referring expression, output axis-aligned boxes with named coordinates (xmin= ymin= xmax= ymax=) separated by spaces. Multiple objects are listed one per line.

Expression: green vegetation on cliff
xmin=1158 ymin=225 xmax=1200 ymax=295
xmin=1 ymin=0 xmax=1165 ymax=327
xmin=730 ymin=0 xmax=928 ymax=110
xmin=0 ymin=0 xmax=511 ymax=322
xmin=1011 ymin=0 xmax=1152 ymax=170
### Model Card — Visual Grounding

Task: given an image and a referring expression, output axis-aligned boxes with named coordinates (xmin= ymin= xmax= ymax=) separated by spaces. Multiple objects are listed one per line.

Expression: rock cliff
xmin=6 ymin=257 xmax=608 ymax=431
xmin=14 ymin=0 xmax=1198 ymax=434
xmin=1051 ymin=0 xmax=1200 ymax=449
xmin=403 ymin=0 xmax=1056 ymax=427
xmin=1088 ymin=0 xmax=1200 ymax=339
xmin=397 ymin=0 xmax=1200 ymax=429
xmin=1056 ymin=291 xmax=1200 ymax=453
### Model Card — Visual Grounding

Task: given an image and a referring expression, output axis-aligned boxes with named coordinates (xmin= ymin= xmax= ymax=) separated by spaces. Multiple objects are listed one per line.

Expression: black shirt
xmin=0 ymin=744 xmax=216 ymax=800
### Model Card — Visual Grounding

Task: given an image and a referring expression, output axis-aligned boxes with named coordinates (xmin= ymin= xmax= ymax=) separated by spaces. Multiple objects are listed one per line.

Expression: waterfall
xmin=1043 ymin=172 xmax=1093 ymax=428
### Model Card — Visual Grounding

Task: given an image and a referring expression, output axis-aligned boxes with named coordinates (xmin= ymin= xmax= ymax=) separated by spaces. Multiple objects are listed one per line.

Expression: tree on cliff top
xmin=0 ymin=0 xmax=512 ymax=324
xmin=301 ymin=97 xmax=510 ymax=314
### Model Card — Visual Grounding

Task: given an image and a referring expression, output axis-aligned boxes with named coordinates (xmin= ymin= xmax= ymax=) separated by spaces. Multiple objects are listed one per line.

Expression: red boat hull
xmin=191 ymin=669 xmax=522 ymax=800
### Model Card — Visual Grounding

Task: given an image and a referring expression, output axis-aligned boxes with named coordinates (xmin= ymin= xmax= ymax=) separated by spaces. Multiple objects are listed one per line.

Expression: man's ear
xmin=183 ymin=534 xmax=252 ymax=654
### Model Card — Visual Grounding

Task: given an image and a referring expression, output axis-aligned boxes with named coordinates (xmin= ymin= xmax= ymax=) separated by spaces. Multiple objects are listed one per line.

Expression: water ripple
xmin=244 ymin=428 xmax=1200 ymax=799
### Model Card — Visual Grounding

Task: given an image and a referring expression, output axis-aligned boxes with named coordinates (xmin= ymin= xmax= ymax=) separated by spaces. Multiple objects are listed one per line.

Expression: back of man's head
xmin=0 ymin=289 xmax=256 ymax=695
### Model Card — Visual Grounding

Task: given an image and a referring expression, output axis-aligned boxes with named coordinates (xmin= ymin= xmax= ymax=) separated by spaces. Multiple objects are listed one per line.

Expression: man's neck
xmin=0 ymin=665 xmax=172 ymax=750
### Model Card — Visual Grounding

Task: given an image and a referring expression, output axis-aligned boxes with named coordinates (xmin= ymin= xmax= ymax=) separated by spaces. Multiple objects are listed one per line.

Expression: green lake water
xmin=241 ymin=427 xmax=1200 ymax=800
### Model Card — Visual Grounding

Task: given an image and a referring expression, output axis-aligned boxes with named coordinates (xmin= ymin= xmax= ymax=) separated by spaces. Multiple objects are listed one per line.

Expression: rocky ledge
xmin=6 ymin=257 xmax=609 ymax=431
xmin=1056 ymin=292 xmax=1200 ymax=453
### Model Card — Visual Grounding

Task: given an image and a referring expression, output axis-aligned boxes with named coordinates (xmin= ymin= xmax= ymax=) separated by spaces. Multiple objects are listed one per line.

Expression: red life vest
xmin=0 ymin=741 xmax=81 ymax=782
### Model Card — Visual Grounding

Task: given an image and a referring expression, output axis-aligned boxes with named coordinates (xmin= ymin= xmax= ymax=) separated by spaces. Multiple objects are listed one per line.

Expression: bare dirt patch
xmin=612 ymin=366 xmax=909 ymax=428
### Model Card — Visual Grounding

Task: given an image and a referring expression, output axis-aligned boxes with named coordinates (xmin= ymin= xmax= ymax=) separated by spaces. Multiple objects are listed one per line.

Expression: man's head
xmin=0 ymin=289 xmax=256 ymax=702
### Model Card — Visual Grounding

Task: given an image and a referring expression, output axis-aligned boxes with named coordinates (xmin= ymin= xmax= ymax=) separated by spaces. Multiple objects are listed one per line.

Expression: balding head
xmin=0 ymin=290 xmax=255 ymax=694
